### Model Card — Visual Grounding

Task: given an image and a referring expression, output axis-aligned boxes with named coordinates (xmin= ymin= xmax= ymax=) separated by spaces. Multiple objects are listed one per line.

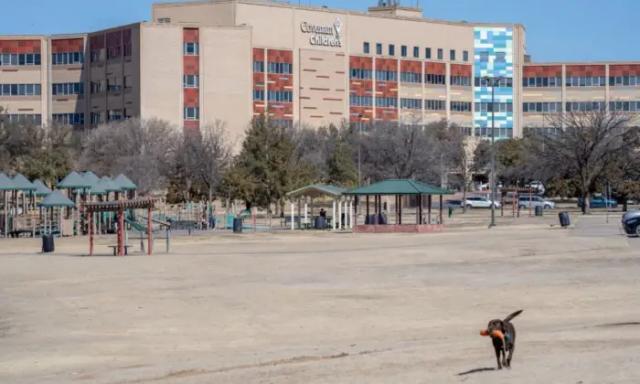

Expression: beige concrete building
xmin=0 ymin=0 xmax=638 ymax=143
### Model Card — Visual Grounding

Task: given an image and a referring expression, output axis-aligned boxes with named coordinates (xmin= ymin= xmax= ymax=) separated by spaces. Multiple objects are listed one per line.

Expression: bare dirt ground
xmin=0 ymin=213 xmax=639 ymax=383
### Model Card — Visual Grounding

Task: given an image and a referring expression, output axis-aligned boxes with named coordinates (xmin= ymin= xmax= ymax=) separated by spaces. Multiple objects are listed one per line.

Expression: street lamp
xmin=482 ymin=75 xmax=505 ymax=228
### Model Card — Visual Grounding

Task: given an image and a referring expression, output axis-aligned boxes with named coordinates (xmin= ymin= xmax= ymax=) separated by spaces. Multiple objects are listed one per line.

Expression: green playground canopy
xmin=98 ymin=176 xmax=122 ymax=192
xmin=0 ymin=172 xmax=17 ymax=191
xmin=11 ymin=173 xmax=36 ymax=191
xmin=58 ymin=171 xmax=92 ymax=190
xmin=32 ymin=180 xmax=52 ymax=196
xmin=113 ymin=174 xmax=137 ymax=191
xmin=39 ymin=191 xmax=75 ymax=208
xmin=83 ymin=171 xmax=100 ymax=188
xmin=345 ymin=179 xmax=451 ymax=196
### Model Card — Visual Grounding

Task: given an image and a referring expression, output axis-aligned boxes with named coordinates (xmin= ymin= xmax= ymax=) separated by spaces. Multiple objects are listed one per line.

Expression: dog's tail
xmin=503 ymin=310 xmax=523 ymax=323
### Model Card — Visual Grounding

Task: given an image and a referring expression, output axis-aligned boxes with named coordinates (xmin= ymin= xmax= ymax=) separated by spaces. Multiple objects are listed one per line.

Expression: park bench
xmin=108 ymin=245 xmax=132 ymax=256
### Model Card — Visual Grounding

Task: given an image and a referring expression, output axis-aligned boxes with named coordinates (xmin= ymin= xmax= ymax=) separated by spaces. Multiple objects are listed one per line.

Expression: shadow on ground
xmin=457 ymin=367 xmax=496 ymax=376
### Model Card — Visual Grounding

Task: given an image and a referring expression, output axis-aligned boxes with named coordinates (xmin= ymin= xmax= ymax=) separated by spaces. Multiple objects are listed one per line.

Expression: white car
xmin=518 ymin=196 xmax=555 ymax=209
xmin=465 ymin=196 xmax=501 ymax=209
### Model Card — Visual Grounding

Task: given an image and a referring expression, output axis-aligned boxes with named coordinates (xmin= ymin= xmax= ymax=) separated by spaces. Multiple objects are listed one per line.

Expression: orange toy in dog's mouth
xmin=480 ymin=329 xmax=505 ymax=341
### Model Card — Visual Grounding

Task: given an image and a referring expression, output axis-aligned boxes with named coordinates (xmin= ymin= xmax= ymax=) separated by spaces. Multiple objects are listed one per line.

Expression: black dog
xmin=485 ymin=310 xmax=523 ymax=369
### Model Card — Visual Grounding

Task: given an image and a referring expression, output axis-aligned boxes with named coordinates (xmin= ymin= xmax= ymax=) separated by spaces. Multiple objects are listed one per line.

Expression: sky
xmin=1 ymin=0 xmax=638 ymax=62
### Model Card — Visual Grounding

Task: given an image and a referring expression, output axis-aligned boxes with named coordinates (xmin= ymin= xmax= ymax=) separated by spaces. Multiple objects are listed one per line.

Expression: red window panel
xmin=253 ymin=48 xmax=265 ymax=62
xmin=350 ymin=55 xmax=373 ymax=70
xmin=425 ymin=61 xmax=446 ymax=75
xmin=0 ymin=39 xmax=41 ymax=54
xmin=183 ymin=89 xmax=199 ymax=107
xmin=184 ymin=56 xmax=199 ymax=75
xmin=375 ymin=58 xmax=397 ymax=72
xmin=267 ymin=49 xmax=293 ymax=64
xmin=89 ymin=34 xmax=105 ymax=50
xmin=51 ymin=38 xmax=84 ymax=53
xmin=609 ymin=64 xmax=640 ymax=77
xmin=566 ymin=65 xmax=606 ymax=77
xmin=523 ymin=65 xmax=562 ymax=77
xmin=450 ymin=64 xmax=472 ymax=77
xmin=400 ymin=60 xmax=421 ymax=73
xmin=183 ymin=28 xmax=199 ymax=43
xmin=350 ymin=107 xmax=373 ymax=123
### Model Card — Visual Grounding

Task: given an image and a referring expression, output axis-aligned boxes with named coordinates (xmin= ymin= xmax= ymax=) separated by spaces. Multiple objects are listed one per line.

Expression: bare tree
xmin=79 ymin=118 xmax=179 ymax=193
xmin=533 ymin=110 xmax=639 ymax=213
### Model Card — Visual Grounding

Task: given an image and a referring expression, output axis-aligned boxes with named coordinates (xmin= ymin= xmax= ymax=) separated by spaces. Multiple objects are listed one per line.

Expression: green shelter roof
xmin=83 ymin=171 xmax=100 ymax=186
xmin=113 ymin=174 xmax=137 ymax=190
xmin=287 ymin=184 xmax=347 ymax=199
xmin=0 ymin=172 xmax=17 ymax=191
xmin=39 ymin=190 xmax=75 ymax=208
xmin=12 ymin=173 xmax=36 ymax=191
xmin=98 ymin=176 xmax=122 ymax=192
xmin=58 ymin=171 xmax=92 ymax=189
xmin=345 ymin=179 xmax=452 ymax=196
xmin=32 ymin=180 xmax=52 ymax=196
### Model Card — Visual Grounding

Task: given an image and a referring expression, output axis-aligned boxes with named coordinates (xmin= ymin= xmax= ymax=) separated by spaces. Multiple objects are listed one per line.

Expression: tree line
xmin=1 ymin=108 xmax=639 ymax=214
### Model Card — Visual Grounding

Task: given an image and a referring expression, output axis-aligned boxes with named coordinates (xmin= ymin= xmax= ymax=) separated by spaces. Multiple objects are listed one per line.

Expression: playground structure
xmin=286 ymin=184 xmax=353 ymax=231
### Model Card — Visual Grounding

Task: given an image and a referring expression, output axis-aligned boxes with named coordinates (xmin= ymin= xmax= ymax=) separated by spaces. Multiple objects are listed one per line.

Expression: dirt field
xmin=1 ymin=213 xmax=639 ymax=383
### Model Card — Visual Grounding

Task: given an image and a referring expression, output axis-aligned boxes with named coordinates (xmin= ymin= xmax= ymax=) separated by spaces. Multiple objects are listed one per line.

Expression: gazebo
xmin=84 ymin=198 xmax=157 ymax=256
xmin=286 ymin=184 xmax=350 ymax=230
xmin=345 ymin=179 xmax=451 ymax=233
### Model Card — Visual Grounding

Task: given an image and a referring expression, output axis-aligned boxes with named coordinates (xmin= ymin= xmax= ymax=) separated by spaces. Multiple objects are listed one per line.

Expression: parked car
xmin=577 ymin=196 xmax=618 ymax=209
xmin=518 ymin=195 xmax=555 ymax=210
xmin=465 ymin=196 xmax=501 ymax=209
xmin=622 ymin=210 xmax=640 ymax=236
xmin=526 ymin=181 xmax=545 ymax=195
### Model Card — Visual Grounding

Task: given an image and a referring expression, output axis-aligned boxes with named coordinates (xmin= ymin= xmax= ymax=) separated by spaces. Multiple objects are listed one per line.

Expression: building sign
xmin=300 ymin=19 xmax=343 ymax=47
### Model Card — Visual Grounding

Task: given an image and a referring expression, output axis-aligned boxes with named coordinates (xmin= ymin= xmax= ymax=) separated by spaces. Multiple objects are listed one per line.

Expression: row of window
xmin=0 ymin=114 xmax=42 ymax=125
xmin=0 ymin=83 xmax=41 ymax=96
xmin=0 ymin=53 xmax=41 ymax=67
xmin=363 ymin=42 xmax=469 ymax=62
xmin=523 ymin=102 xmax=562 ymax=113
xmin=451 ymin=101 xmax=473 ymax=112
xmin=52 ymin=82 xmax=84 ymax=96
xmin=53 ymin=113 xmax=84 ymax=125
xmin=475 ymin=127 xmax=513 ymax=138
xmin=523 ymin=77 xmax=562 ymax=88
xmin=351 ymin=97 xmax=478 ymax=112
xmin=524 ymin=101 xmax=640 ymax=113
xmin=52 ymin=52 xmax=84 ymax=65
xmin=376 ymin=97 xmax=398 ymax=108
xmin=475 ymin=102 xmax=513 ymax=113
xmin=565 ymin=101 xmax=606 ymax=112
xmin=252 ymin=61 xmax=293 ymax=74
xmin=474 ymin=77 xmax=514 ymax=88
xmin=450 ymin=76 xmax=472 ymax=87
xmin=350 ymin=95 xmax=373 ymax=107
xmin=375 ymin=70 xmax=397 ymax=82
xmin=565 ymin=76 xmax=607 ymax=87
xmin=253 ymin=90 xmax=295 ymax=102
xmin=90 ymin=45 xmax=132 ymax=63
xmin=610 ymin=76 xmax=640 ymax=87
xmin=89 ymin=77 xmax=132 ymax=94
xmin=524 ymin=75 xmax=640 ymax=88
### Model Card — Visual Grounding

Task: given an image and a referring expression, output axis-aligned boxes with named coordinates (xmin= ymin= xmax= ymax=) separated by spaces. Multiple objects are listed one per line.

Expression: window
xmin=123 ymin=75 xmax=132 ymax=89
xmin=183 ymin=42 xmax=199 ymax=56
xmin=609 ymin=75 xmax=640 ymax=87
xmin=413 ymin=46 xmax=419 ymax=58
xmin=474 ymin=77 xmax=513 ymax=88
xmin=267 ymin=90 xmax=293 ymax=102
xmin=253 ymin=89 xmax=265 ymax=101
xmin=522 ymin=76 xmax=562 ymax=88
xmin=401 ymin=45 xmax=407 ymax=57
xmin=90 ymin=81 xmax=105 ymax=94
xmin=400 ymin=72 xmax=422 ymax=83
xmin=253 ymin=61 xmax=264 ymax=72
xmin=400 ymin=98 xmax=422 ymax=109
xmin=450 ymin=76 xmax=471 ymax=86
xmin=52 ymin=52 xmax=84 ymax=65
xmin=437 ymin=48 xmax=443 ymax=60
xmin=183 ymin=74 xmax=199 ymax=88
xmin=0 ymin=114 xmax=41 ymax=125
xmin=90 ymin=112 xmax=102 ymax=125
xmin=425 ymin=99 xmax=445 ymax=111
xmin=107 ymin=45 xmax=121 ymax=60
xmin=475 ymin=102 xmax=513 ymax=113
xmin=363 ymin=42 xmax=370 ymax=54
xmin=0 ymin=83 xmax=41 ymax=96
xmin=123 ymin=43 xmax=132 ymax=57
xmin=267 ymin=62 xmax=292 ymax=74
xmin=425 ymin=48 xmax=431 ymax=59
xmin=376 ymin=43 xmax=382 ymax=55
xmin=375 ymin=70 xmax=397 ymax=82
xmin=0 ymin=53 xmax=41 ymax=67
xmin=350 ymin=68 xmax=373 ymax=79
xmin=52 ymin=113 xmax=84 ymax=126
xmin=90 ymin=49 xmax=104 ymax=63
xmin=450 ymin=50 xmax=456 ymax=61
xmin=450 ymin=101 xmax=472 ymax=112
xmin=522 ymin=102 xmax=562 ymax=113
xmin=108 ymin=109 xmax=123 ymax=122
xmin=52 ymin=82 xmax=84 ymax=96
xmin=388 ymin=44 xmax=395 ymax=56
xmin=375 ymin=97 xmax=397 ymax=108
xmin=350 ymin=94 xmax=372 ymax=107
xmin=565 ymin=101 xmax=605 ymax=112
xmin=565 ymin=76 xmax=605 ymax=87
xmin=184 ymin=107 xmax=199 ymax=120
xmin=463 ymin=50 xmax=469 ymax=62
xmin=107 ymin=78 xmax=122 ymax=92
xmin=425 ymin=73 xmax=446 ymax=85
xmin=609 ymin=100 xmax=640 ymax=112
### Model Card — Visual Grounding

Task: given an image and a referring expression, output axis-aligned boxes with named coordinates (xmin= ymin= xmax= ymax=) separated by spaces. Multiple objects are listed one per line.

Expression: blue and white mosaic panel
xmin=474 ymin=27 xmax=514 ymax=137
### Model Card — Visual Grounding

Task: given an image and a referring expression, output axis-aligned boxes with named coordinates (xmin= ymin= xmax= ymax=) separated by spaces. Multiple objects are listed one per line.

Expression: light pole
xmin=483 ymin=76 xmax=504 ymax=228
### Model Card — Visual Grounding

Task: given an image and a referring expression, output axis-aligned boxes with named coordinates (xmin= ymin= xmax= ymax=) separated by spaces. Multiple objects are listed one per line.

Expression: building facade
xmin=0 ymin=0 xmax=638 ymax=144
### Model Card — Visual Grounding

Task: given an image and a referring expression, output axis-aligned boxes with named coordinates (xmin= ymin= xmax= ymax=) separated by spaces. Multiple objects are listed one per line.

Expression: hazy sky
xmin=2 ymin=0 xmax=638 ymax=62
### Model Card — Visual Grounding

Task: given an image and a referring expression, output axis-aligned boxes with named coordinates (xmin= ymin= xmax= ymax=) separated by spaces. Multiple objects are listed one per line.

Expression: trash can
xmin=232 ymin=218 xmax=243 ymax=233
xmin=314 ymin=216 xmax=326 ymax=229
xmin=558 ymin=211 xmax=571 ymax=227
xmin=535 ymin=205 xmax=544 ymax=217
xmin=42 ymin=234 xmax=55 ymax=253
